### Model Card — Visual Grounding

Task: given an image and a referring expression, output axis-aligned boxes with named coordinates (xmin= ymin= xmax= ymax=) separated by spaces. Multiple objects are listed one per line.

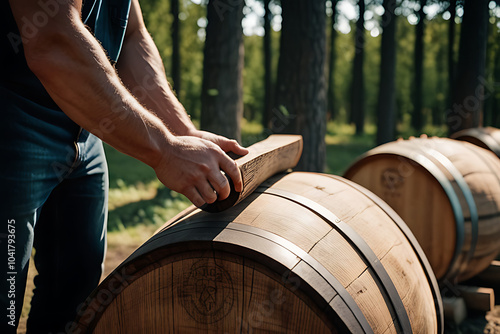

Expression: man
xmin=1 ymin=0 xmax=248 ymax=332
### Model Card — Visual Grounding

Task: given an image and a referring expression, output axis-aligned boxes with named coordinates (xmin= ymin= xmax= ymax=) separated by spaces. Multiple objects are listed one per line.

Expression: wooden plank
xmin=456 ymin=285 xmax=495 ymax=312
xmin=203 ymin=134 xmax=303 ymax=212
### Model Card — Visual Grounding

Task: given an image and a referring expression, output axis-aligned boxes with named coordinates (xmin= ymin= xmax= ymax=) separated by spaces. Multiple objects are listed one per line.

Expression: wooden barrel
xmin=450 ymin=126 xmax=500 ymax=158
xmin=344 ymin=137 xmax=500 ymax=283
xmin=74 ymin=172 xmax=442 ymax=334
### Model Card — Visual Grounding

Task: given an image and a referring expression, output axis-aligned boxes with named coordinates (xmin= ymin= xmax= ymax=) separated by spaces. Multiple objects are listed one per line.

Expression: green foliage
xmin=104 ymin=144 xmax=157 ymax=188
xmin=108 ymin=185 xmax=190 ymax=231
xmin=325 ymin=122 xmax=377 ymax=175
xmin=138 ymin=0 xmax=500 ymax=136
xmin=243 ymin=34 xmax=265 ymax=121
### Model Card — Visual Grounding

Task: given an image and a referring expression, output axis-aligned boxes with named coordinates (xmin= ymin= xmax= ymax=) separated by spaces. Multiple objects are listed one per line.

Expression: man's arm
xmin=8 ymin=0 xmax=241 ymax=207
xmin=116 ymin=0 xmax=195 ymax=137
xmin=116 ymin=0 xmax=248 ymax=154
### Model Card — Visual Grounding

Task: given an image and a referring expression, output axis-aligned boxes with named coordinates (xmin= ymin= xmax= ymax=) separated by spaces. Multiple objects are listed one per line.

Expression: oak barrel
xmin=344 ymin=137 xmax=500 ymax=283
xmin=74 ymin=172 xmax=442 ymax=333
xmin=450 ymin=126 xmax=500 ymax=158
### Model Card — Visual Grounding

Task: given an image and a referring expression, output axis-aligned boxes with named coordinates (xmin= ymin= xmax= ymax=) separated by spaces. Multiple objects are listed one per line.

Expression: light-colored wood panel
xmin=380 ymin=242 xmax=438 ymax=333
xmin=204 ymin=134 xmax=303 ymax=212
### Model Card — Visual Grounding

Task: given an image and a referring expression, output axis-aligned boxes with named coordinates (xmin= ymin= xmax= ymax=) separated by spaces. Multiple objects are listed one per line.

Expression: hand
xmin=154 ymin=136 xmax=245 ymax=208
xmin=190 ymin=130 xmax=249 ymax=157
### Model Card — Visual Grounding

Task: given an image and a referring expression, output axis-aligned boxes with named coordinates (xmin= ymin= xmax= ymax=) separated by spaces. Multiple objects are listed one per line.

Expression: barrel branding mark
xmin=381 ymin=168 xmax=405 ymax=191
xmin=179 ymin=260 xmax=234 ymax=324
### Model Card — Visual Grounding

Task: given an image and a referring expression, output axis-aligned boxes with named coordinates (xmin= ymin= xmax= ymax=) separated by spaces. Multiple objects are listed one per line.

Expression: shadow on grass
xmin=104 ymin=144 xmax=158 ymax=188
xmin=108 ymin=186 xmax=190 ymax=231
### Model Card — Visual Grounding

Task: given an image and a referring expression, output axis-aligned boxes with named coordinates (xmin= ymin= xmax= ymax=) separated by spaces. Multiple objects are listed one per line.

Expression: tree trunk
xmin=376 ymin=0 xmax=397 ymax=145
xmin=170 ymin=0 xmax=180 ymax=94
xmin=262 ymin=0 xmax=273 ymax=130
xmin=483 ymin=20 xmax=493 ymax=126
xmin=493 ymin=30 xmax=500 ymax=127
xmin=433 ymin=39 xmax=446 ymax=125
xmin=447 ymin=0 xmax=456 ymax=109
xmin=351 ymin=0 xmax=365 ymax=135
xmin=447 ymin=0 xmax=488 ymax=134
xmin=274 ymin=0 xmax=327 ymax=172
xmin=327 ymin=0 xmax=338 ymax=121
xmin=411 ymin=0 xmax=426 ymax=132
xmin=201 ymin=0 xmax=244 ymax=141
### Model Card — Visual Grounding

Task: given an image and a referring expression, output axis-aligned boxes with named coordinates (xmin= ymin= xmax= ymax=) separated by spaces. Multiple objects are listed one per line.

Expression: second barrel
xmin=345 ymin=137 xmax=500 ymax=282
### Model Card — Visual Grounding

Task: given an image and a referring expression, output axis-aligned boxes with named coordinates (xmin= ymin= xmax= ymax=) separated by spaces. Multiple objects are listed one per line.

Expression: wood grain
xmin=203 ymin=134 xmax=303 ymax=212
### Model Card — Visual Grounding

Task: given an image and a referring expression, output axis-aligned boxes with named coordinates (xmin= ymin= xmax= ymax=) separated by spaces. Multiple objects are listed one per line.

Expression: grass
xmin=325 ymin=122 xmax=377 ymax=175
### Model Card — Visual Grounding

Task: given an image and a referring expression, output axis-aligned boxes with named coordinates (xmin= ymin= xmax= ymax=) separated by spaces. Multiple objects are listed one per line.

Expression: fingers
xmin=219 ymin=156 xmax=243 ymax=193
xmin=184 ymin=187 xmax=206 ymax=208
xmin=230 ymin=141 xmax=249 ymax=156
xmin=208 ymin=170 xmax=230 ymax=200
xmin=217 ymin=138 xmax=249 ymax=156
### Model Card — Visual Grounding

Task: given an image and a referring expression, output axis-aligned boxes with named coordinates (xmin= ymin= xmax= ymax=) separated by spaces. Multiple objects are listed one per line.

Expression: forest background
xmin=99 ymin=0 xmax=500 ymax=231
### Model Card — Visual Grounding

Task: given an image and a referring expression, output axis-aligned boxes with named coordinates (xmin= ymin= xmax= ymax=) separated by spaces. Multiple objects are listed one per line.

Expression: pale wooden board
xmin=203 ymin=134 xmax=303 ymax=212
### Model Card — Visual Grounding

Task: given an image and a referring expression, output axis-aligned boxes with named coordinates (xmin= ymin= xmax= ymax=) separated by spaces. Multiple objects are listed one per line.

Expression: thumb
xmin=219 ymin=138 xmax=249 ymax=156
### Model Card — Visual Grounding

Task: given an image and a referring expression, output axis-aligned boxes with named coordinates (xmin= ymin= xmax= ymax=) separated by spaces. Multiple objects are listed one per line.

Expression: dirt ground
xmin=16 ymin=244 xmax=500 ymax=333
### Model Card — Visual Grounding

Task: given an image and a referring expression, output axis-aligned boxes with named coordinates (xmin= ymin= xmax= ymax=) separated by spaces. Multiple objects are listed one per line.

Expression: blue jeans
xmin=0 ymin=87 xmax=108 ymax=333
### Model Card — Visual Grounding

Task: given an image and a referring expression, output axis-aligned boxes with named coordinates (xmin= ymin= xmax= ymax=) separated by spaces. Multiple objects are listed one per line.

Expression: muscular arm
xmin=116 ymin=0 xmax=249 ymax=154
xmin=116 ymin=0 xmax=195 ymax=136
xmin=8 ymin=0 xmax=242 ymax=207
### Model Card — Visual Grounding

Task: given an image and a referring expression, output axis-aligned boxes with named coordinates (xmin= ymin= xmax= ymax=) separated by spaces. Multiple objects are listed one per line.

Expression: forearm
xmin=24 ymin=12 xmax=172 ymax=168
xmin=116 ymin=24 xmax=197 ymax=136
